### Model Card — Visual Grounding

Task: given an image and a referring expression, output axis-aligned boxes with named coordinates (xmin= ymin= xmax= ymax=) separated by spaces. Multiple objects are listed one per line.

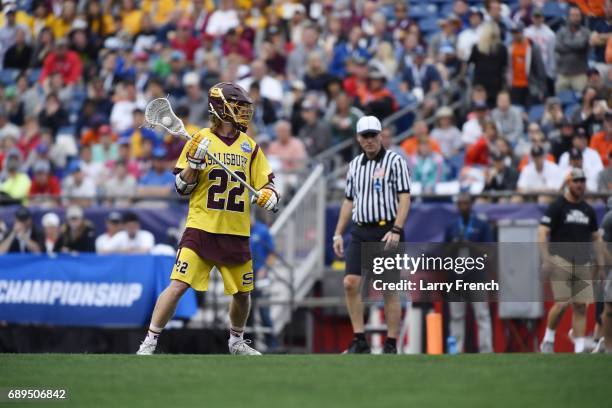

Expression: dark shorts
xmin=179 ymin=227 xmax=251 ymax=265
xmin=345 ymin=222 xmax=405 ymax=277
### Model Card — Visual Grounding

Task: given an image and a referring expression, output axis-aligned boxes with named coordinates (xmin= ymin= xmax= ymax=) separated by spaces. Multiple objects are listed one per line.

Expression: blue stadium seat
xmin=419 ymin=18 xmax=440 ymax=35
xmin=27 ymin=68 xmax=41 ymax=85
xmin=564 ymin=103 xmax=579 ymax=119
xmin=527 ymin=104 xmax=545 ymax=123
xmin=557 ymin=89 xmax=577 ymax=106
xmin=0 ymin=69 xmax=18 ymax=86
xmin=542 ymin=2 xmax=567 ymax=19
xmin=408 ymin=5 xmax=429 ymax=20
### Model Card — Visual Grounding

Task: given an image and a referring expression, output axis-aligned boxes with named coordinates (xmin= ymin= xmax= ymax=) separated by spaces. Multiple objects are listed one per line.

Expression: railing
xmin=265 ymin=164 xmax=326 ymax=334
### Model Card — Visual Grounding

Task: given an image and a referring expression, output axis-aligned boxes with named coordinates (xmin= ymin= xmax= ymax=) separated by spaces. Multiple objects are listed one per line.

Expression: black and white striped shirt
xmin=345 ymin=148 xmax=411 ymax=223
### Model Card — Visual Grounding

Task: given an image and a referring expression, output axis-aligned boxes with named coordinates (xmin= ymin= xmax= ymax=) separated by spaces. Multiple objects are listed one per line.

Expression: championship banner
xmin=0 ymin=254 xmax=197 ymax=327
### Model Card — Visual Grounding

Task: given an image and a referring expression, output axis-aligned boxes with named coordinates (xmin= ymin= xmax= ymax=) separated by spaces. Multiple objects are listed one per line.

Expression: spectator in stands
xmin=103 ymin=160 xmax=137 ymax=208
xmin=61 ymin=163 xmax=96 ymax=208
xmin=178 ymin=73 xmax=208 ymax=127
xmin=431 ymin=106 xmax=462 ymax=159
xmin=444 ymin=193 xmax=493 ymax=353
xmin=239 ymin=59 xmax=283 ymax=103
xmin=380 ymin=127 xmax=409 ymax=163
xmin=92 ymin=124 xmax=119 ymax=164
xmin=428 ymin=15 xmax=461 ymax=60
xmin=329 ymin=26 xmax=369 ymax=78
xmin=38 ymin=92 xmax=68 ymax=139
xmin=326 ymin=91 xmax=363 ymax=146
xmin=249 ymin=81 xmax=277 ymax=136
xmin=287 ymin=23 xmax=325 ymax=81
xmin=41 ymin=212 xmax=61 ymax=255
xmin=573 ymin=92 xmax=608 ymax=137
xmin=267 ymin=120 xmax=307 ymax=172
xmin=407 ymin=137 xmax=446 ymax=194
xmin=491 ymin=90 xmax=525 ymax=145
xmin=562 ymin=147 xmax=598 ymax=192
xmin=138 ymin=147 xmax=175 ymax=199
xmin=205 ymin=0 xmax=239 ymax=37
xmin=95 ymin=211 xmax=124 ymax=254
xmin=122 ymin=109 xmax=159 ymax=160
xmin=466 ymin=22 xmax=507 ymax=107
xmin=555 ymin=6 xmax=591 ymax=93
xmin=0 ymin=206 xmax=42 ymax=254
xmin=170 ymin=19 xmax=199 ymax=63
xmin=221 ymin=27 xmax=253 ymax=64
xmin=77 ymin=146 xmax=105 ymax=187
xmin=598 ymin=151 xmax=612 ymax=192
xmin=484 ymin=150 xmax=519 ymax=196
xmin=402 ymin=46 xmax=442 ymax=98
xmin=457 ymin=7 xmax=484 ymax=62
xmin=0 ymin=3 xmax=30 ymax=69
xmin=525 ymin=8 xmax=557 ymax=95
xmin=113 ymin=140 xmax=140 ymax=179
xmin=110 ymin=80 xmax=146 ymax=133
xmin=508 ymin=21 xmax=547 ymax=107
xmin=462 ymin=101 xmax=489 ymax=146
xmin=54 ymin=205 xmax=96 ymax=254
xmin=3 ymin=26 xmax=31 ymax=70
xmin=0 ymin=149 xmax=30 ymax=203
xmin=357 ymin=68 xmax=397 ymax=120
xmin=517 ymin=126 xmax=555 ymax=171
xmin=540 ymin=96 xmax=564 ymax=136
xmin=551 ymin=119 xmax=577 ymax=161
xmin=517 ymin=146 xmax=563 ymax=198
xmin=485 ymin=0 xmax=510 ymax=40
xmin=29 ymin=160 xmax=61 ymax=205
xmin=590 ymin=111 xmax=612 ymax=166
xmin=0 ymin=106 xmax=19 ymax=141
xmin=401 ymin=120 xmax=441 ymax=156
xmin=465 ymin=119 xmax=501 ymax=166
xmin=39 ymin=37 xmax=82 ymax=86
xmin=370 ymin=41 xmax=398 ymax=81
xmin=558 ymin=129 xmax=604 ymax=188
xmin=298 ymin=99 xmax=332 ymax=157
xmin=511 ymin=0 xmax=533 ymax=27
xmin=111 ymin=211 xmax=155 ymax=254
xmin=304 ymin=52 xmax=333 ymax=92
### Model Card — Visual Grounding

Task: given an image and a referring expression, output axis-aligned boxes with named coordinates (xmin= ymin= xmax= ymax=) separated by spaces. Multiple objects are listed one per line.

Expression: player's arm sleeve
xmin=250 ymin=144 xmax=275 ymax=190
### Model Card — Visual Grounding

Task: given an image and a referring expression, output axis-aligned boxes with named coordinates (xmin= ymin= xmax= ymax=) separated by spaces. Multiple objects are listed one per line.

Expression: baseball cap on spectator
xmin=473 ymin=101 xmax=488 ymax=111
xmin=568 ymin=147 xmax=582 ymax=160
xmin=183 ymin=72 xmax=200 ymax=87
xmin=569 ymin=168 xmax=586 ymax=181
xmin=15 ymin=206 xmax=31 ymax=221
xmin=106 ymin=211 xmax=123 ymax=223
xmin=291 ymin=80 xmax=305 ymax=91
xmin=469 ymin=7 xmax=484 ymax=18
xmin=66 ymin=160 xmax=81 ymax=174
xmin=123 ymin=211 xmax=139 ymax=223
xmin=152 ymin=147 xmax=166 ymax=159
xmin=490 ymin=150 xmax=504 ymax=162
xmin=531 ymin=145 xmax=545 ymax=157
xmin=352 ymin=55 xmax=367 ymax=66
xmin=170 ymin=50 xmax=185 ymax=62
xmin=559 ymin=117 xmax=574 ymax=128
xmin=510 ymin=21 xmax=525 ymax=32
xmin=6 ymin=148 xmax=21 ymax=159
xmin=435 ymin=106 xmax=454 ymax=119
xmin=66 ymin=205 xmax=83 ymax=220
xmin=533 ymin=8 xmax=544 ymax=17
xmin=367 ymin=68 xmax=386 ymax=81
xmin=3 ymin=3 xmax=16 ymax=13
xmin=42 ymin=213 xmax=60 ymax=228
xmin=573 ymin=127 xmax=587 ymax=139
xmin=33 ymin=160 xmax=51 ymax=174
xmin=356 ymin=116 xmax=382 ymax=135
xmin=104 ymin=37 xmax=126 ymax=50
xmin=70 ymin=19 xmax=87 ymax=32
xmin=301 ymin=99 xmax=318 ymax=111
xmin=134 ymin=51 xmax=149 ymax=62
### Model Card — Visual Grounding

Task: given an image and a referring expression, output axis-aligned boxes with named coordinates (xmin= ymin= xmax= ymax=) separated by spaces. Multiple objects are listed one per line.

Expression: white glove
xmin=186 ymin=137 xmax=210 ymax=170
xmin=251 ymin=188 xmax=278 ymax=211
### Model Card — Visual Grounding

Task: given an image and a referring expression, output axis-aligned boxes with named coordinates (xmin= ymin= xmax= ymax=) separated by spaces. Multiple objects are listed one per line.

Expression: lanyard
xmin=457 ymin=215 xmax=474 ymax=240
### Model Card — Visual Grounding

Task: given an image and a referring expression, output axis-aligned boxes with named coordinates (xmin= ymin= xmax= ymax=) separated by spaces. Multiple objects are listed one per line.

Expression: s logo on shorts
xmin=242 ymin=272 xmax=254 ymax=285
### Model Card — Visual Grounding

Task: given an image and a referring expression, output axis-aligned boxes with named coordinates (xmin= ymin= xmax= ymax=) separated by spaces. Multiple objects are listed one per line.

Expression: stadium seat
xmin=0 ymin=69 xmax=18 ymax=86
xmin=564 ymin=103 xmax=579 ymax=119
xmin=542 ymin=2 xmax=567 ymax=19
xmin=557 ymin=89 xmax=577 ymax=106
xmin=419 ymin=18 xmax=440 ymax=35
xmin=408 ymin=5 xmax=429 ymax=20
xmin=527 ymin=104 xmax=545 ymax=123
xmin=27 ymin=68 xmax=41 ymax=85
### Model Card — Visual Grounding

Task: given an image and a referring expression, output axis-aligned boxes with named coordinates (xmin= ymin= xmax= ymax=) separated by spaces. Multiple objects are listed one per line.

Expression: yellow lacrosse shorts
xmin=170 ymin=247 xmax=254 ymax=294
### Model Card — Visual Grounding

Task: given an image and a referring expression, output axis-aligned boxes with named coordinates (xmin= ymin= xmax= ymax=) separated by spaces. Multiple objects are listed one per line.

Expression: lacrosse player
xmin=137 ymin=82 xmax=279 ymax=355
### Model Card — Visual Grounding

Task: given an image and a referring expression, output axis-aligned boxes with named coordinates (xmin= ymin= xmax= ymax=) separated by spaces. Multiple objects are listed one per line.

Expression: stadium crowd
xmin=0 ymin=0 xmax=609 ymax=207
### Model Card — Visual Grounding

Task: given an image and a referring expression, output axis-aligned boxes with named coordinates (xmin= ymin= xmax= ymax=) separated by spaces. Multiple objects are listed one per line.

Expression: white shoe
xmin=136 ymin=338 xmax=157 ymax=355
xmin=568 ymin=329 xmax=596 ymax=352
xmin=229 ymin=339 xmax=262 ymax=355
xmin=592 ymin=338 xmax=605 ymax=354
xmin=540 ymin=340 xmax=554 ymax=353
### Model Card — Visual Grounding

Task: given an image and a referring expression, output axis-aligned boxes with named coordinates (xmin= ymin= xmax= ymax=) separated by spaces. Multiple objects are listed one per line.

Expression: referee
xmin=332 ymin=116 xmax=411 ymax=354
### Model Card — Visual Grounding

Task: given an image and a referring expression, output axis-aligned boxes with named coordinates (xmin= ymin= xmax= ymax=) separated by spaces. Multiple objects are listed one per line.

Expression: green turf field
xmin=0 ymin=354 xmax=610 ymax=408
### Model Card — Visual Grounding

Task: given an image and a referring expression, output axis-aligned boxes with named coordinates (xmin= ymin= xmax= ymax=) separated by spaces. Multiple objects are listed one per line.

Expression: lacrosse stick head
xmin=144 ymin=97 xmax=188 ymax=137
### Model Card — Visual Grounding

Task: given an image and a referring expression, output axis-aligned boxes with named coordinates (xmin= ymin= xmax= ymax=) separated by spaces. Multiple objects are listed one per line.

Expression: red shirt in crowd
xmin=30 ymin=176 xmax=62 ymax=197
xmin=464 ymin=136 xmax=490 ymax=166
xmin=39 ymin=50 xmax=83 ymax=85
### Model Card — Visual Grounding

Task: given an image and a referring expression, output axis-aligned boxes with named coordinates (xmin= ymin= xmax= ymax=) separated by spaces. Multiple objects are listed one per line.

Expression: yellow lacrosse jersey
xmin=175 ymin=129 xmax=274 ymax=237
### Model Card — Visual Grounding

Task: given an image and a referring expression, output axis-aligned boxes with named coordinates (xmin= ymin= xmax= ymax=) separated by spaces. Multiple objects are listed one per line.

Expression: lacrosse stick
xmin=144 ymin=97 xmax=278 ymax=212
